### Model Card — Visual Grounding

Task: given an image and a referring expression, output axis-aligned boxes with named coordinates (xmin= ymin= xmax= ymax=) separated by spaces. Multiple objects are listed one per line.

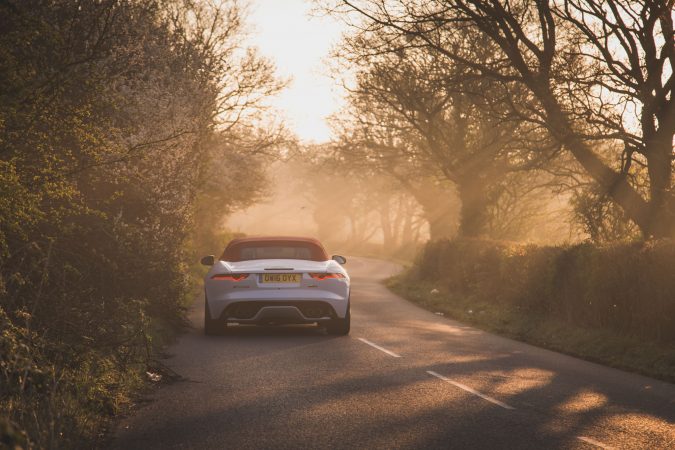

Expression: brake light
xmin=211 ymin=273 xmax=249 ymax=281
xmin=309 ymin=273 xmax=345 ymax=280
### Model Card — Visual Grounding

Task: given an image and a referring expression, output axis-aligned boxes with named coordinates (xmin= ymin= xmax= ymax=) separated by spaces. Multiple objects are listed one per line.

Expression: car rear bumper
xmin=222 ymin=304 xmax=334 ymax=324
xmin=205 ymin=288 xmax=350 ymax=321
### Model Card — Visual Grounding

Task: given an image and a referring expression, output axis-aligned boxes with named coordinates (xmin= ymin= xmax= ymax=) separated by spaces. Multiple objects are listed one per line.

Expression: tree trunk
xmin=396 ymin=177 xmax=460 ymax=240
xmin=419 ymin=201 xmax=457 ymax=240
xmin=456 ymin=176 xmax=490 ymax=238
xmin=534 ymin=84 xmax=655 ymax=236
xmin=646 ymin=142 xmax=675 ymax=238
xmin=379 ymin=200 xmax=395 ymax=249
xmin=400 ymin=196 xmax=414 ymax=244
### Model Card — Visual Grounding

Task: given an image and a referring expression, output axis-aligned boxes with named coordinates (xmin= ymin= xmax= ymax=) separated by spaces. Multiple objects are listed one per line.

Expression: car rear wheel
xmin=204 ymin=294 xmax=224 ymax=335
xmin=326 ymin=306 xmax=350 ymax=335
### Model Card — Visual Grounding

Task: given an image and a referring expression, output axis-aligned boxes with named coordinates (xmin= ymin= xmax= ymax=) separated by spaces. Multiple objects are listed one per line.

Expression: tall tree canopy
xmin=0 ymin=0 xmax=284 ymax=446
xmin=329 ymin=0 xmax=675 ymax=238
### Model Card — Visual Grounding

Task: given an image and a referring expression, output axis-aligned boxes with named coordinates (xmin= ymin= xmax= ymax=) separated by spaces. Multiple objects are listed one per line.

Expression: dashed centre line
xmin=426 ymin=370 xmax=515 ymax=410
xmin=577 ymin=436 xmax=614 ymax=449
xmin=358 ymin=338 xmax=615 ymax=447
xmin=358 ymin=338 xmax=402 ymax=358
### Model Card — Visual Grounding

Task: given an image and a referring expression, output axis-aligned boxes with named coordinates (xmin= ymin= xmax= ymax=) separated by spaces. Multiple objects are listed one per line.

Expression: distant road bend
xmin=112 ymin=257 xmax=675 ymax=449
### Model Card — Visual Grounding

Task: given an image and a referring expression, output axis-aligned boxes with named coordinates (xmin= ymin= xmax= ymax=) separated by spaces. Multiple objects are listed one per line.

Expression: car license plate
xmin=260 ymin=273 xmax=301 ymax=283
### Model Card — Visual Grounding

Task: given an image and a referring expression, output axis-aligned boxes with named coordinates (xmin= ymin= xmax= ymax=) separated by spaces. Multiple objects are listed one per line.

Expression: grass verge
xmin=386 ymin=272 xmax=675 ymax=383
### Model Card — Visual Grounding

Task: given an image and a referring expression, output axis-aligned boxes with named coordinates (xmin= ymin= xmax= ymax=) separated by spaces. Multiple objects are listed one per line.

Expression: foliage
xmin=0 ymin=0 xmax=282 ymax=447
xmin=331 ymin=26 xmax=560 ymax=239
xmin=329 ymin=0 xmax=675 ymax=238
xmin=571 ymin=184 xmax=641 ymax=243
xmin=414 ymin=239 xmax=675 ymax=344
xmin=388 ymin=274 xmax=675 ymax=382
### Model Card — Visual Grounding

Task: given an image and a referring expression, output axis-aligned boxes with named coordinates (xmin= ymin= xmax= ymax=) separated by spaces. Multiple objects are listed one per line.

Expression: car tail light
xmin=309 ymin=273 xmax=345 ymax=280
xmin=211 ymin=273 xmax=249 ymax=281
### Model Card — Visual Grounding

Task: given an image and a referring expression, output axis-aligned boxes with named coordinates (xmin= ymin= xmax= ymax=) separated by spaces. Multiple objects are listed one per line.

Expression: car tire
xmin=204 ymin=294 xmax=223 ymax=336
xmin=327 ymin=305 xmax=350 ymax=335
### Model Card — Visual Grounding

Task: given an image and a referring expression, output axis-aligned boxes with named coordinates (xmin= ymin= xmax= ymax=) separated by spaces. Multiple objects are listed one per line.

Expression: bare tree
xmin=331 ymin=0 xmax=674 ymax=238
xmin=332 ymin=24 xmax=559 ymax=237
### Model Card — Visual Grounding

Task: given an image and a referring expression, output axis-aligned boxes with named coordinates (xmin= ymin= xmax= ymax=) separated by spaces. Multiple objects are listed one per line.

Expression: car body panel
xmin=204 ymin=257 xmax=350 ymax=322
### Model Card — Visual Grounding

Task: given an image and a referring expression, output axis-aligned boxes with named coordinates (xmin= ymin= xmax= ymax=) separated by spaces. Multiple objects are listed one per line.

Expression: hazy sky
xmin=247 ymin=0 xmax=348 ymax=143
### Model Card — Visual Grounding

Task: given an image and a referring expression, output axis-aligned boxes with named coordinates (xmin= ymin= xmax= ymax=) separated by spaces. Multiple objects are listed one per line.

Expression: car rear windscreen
xmin=221 ymin=240 xmax=329 ymax=261
xmin=239 ymin=246 xmax=312 ymax=261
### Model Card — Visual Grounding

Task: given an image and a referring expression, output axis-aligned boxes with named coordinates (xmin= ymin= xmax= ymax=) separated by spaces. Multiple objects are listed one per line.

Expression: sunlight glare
xmin=247 ymin=0 xmax=348 ymax=143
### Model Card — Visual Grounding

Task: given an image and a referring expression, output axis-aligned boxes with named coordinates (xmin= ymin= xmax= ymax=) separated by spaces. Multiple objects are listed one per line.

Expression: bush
xmin=0 ymin=0 xmax=279 ymax=447
xmin=414 ymin=238 xmax=675 ymax=343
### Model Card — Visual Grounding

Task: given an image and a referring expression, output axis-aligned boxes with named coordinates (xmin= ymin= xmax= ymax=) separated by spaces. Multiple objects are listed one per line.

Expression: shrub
xmin=414 ymin=239 xmax=675 ymax=343
xmin=0 ymin=0 xmax=279 ymax=447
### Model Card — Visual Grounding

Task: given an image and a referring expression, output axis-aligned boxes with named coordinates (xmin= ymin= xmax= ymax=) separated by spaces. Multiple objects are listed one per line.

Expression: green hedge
xmin=0 ymin=1 xmax=257 ymax=447
xmin=415 ymin=239 xmax=675 ymax=343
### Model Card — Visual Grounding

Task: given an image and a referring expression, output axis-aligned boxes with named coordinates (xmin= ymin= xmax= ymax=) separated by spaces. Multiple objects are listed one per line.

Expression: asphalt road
xmin=111 ymin=257 xmax=675 ymax=449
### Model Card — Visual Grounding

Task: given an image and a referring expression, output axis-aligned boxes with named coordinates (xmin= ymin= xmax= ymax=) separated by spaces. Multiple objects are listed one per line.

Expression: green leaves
xmin=0 ymin=0 xmax=283 ymax=446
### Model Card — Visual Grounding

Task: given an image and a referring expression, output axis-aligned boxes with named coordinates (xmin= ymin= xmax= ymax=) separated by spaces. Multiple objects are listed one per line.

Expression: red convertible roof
xmin=220 ymin=236 xmax=329 ymax=262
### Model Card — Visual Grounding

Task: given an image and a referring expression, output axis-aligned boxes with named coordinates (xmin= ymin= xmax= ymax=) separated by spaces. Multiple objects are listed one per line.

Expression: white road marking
xmin=577 ymin=436 xmax=614 ymax=449
xmin=426 ymin=370 xmax=515 ymax=410
xmin=358 ymin=338 xmax=402 ymax=358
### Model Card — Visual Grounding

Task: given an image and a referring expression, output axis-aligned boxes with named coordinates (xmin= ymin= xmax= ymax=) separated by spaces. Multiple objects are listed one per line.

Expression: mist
xmin=225 ymin=156 xmax=584 ymax=262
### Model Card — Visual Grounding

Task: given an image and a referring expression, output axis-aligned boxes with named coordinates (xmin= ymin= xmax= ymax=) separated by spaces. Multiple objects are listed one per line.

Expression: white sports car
xmin=201 ymin=236 xmax=350 ymax=335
